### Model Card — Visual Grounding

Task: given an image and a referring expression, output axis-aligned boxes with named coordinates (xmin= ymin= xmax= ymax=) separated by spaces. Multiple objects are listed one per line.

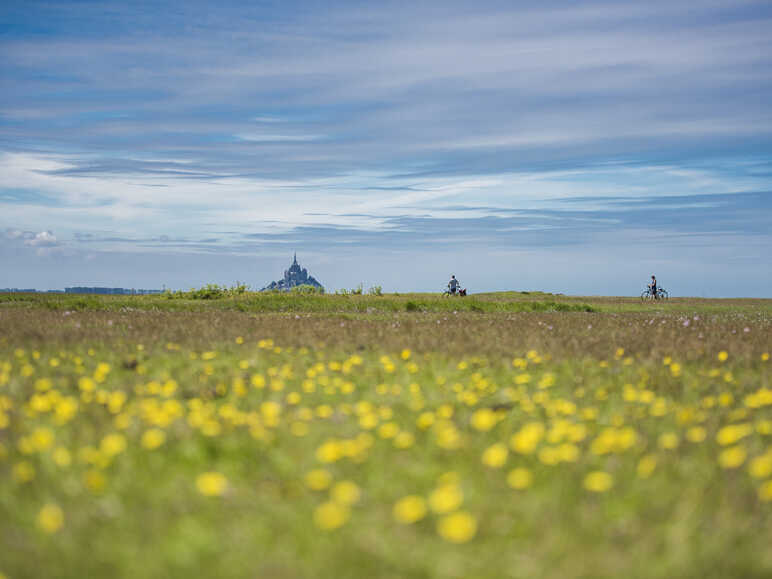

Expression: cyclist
xmin=648 ymin=275 xmax=658 ymax=299
xmin=448 ymin=275 xmax=460 ymax=295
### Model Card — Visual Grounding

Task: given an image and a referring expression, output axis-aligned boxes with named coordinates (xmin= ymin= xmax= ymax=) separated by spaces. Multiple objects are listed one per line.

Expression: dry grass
xmin=1 ymin=305 xmax=768 ymax=362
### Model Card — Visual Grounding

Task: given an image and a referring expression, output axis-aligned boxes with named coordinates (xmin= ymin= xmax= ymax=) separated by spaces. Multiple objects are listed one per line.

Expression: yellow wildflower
xmin=437 ymin=511 xmax=477 ymax=543
xmin=686 ymin=426 xmax=706 ymax=443
xmin=437 ymin=404 xmax=454 ymax=419
xmin=538 ymin=373 xmax=555 ymax=389
xmin=481 ymin=443 xmax=508 ymax=468
xmin=637 ymin=455 xmax=657 ymax=478
xmin=359 ymin=413 xmax=378 ymax=430
xmin=84 ymin=469 xmax=106 ymax=493
xmin=316 ymin=440 xmax=343 ymax=463
xmin=557 ymin=443 xmax=580 ymax=462
xmin=316 ymin=404 xmax=333 ymax=418
xmin=196 ymin=471 xmax=228 ymax=496
xmin=749 ymin=454 xmax=772 ymax=479
xmin=378 ymin=422 xmax=399 ymax=439
xmin=514 ymin=373 xmax=531 ymax=385
xmin=52 ymin=447 xmax=71 ymax=467
xmin=37 ymin=504 xmax=64 ymax=533
xmin=34 ymin=378 xmax=53 ymax=391
xmin=31 ymin=427 xmax=54 ymax=451
xmin=470 ymin=408 xmax=497 ymax=432
xmin=100 ymin=433 xmax=126 ymax=456
xmin=393 ymin=495 xmax=427 ymax=524
xmin=12 ymin=461 xmax=35 ymax=483
xmin=716 ymin=423 xmax=752 ymax=446
xmin=141 ymin=429 xmax=166 ymax=450
xmin=78 ymin=376 xmax=96 ymax=392
xmin=393 ymin=431 xmax=415 ymax=449
xmin=506 ymin=467 xmax=533 ymax=490
xmin=331 ymin=481 xmax=361 ymax=505
xmin=305 ymin=469 xmax=333 ymax=491
xmin=658 ymin=432 xmax=679 ymax=450
xmin=286 ymin=392 xmax=301 ymax=405
xmin=538 ymin=446 xmax=560 ymax=465
xmin=718 ymin=392 xmax=734 ymax=407
xmin=260 ymin=401 xmax=281 ymax=418
xmin=434 ymin=421 xmax=461 ymax=450
xmin=314 ymin=501 xmax=349 ymax=530
xmin=718 ymin=445 xmax=747 ymax=469
xmin=584 ymin=471 xmax=613 ymax=492
xmin=429 ymin=484 xmax=463 ymax=514
xmin=510 ymin=422 xmax=545 ymax=454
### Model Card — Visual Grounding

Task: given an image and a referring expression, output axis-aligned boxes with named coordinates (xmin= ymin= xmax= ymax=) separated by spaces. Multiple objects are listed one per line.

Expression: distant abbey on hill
xmin=261 ymin=254 xmax=324 ymax=292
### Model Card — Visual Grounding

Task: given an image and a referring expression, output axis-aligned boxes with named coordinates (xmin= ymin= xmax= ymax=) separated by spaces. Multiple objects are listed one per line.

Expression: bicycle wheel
xmin=659 ymin=289 xmax=668 ymax=300
xmin=640 ymin=290 xmax=650 ymax=302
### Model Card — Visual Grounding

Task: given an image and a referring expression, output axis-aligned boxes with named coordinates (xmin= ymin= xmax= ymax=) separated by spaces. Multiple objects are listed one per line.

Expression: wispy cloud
xmin=235 ymin=133 xmax=323 ymax=142
xmin=4 ymin=227 xmax=63 ymax=256
xmin=1 ymin=0 xmax=771 ymax=294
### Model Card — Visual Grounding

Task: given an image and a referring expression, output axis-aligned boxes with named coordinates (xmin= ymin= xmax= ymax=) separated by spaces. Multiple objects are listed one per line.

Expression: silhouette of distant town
xmin=2 ymin=254 xmax=322 ymax=295
xmin=261 ymin=253 xmax=324 ymax=292
xmin=0 ymin=287 xmax=163 ymax=295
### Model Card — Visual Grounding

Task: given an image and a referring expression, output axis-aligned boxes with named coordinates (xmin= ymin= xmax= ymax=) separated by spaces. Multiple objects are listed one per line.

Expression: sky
xmin=1 ymin=0 xmax=771 ymax=296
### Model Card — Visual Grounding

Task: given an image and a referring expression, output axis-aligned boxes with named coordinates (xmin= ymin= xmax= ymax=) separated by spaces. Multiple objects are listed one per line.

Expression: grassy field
xmin=0 ymin=292 xmax=770 ymax=578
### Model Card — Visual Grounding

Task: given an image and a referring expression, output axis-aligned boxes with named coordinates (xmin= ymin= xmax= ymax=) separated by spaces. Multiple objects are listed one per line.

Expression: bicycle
xmin=640 ymin=287 xmax=669 ymax=302
xmin=442 ymin=287 xmax=467 ymax=297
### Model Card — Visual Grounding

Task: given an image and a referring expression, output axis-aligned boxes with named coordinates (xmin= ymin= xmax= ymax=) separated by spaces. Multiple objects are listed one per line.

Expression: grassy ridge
xmin=2 ymin=291 xmax=770 ymax=316
xmin=0 ymin=291 xmax=595 ymax=313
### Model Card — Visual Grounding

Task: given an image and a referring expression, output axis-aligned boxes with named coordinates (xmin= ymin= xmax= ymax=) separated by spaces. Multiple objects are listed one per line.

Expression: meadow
xmin=0 ymin=292 xmax=770 ymax=579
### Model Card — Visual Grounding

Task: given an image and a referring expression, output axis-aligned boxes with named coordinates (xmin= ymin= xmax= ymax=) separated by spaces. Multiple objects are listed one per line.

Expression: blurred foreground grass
xmin=0 ymin=294 xmax=770 ymax=578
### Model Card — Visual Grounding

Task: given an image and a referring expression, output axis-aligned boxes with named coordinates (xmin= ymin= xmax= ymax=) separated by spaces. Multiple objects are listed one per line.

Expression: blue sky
xmin=1 ymin=0 xmax=771 ymax=296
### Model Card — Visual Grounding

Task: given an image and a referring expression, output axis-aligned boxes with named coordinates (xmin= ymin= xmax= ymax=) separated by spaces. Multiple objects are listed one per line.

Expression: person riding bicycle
xmin=448 ymin=275 xmax=460 ymax=295
xmin=648 ymin=275 xmax=658 ymax=299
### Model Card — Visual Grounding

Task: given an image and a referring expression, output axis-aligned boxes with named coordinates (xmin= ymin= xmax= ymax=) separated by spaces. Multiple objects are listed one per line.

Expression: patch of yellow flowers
xmin=0 ymin=342 xmax=770 ymax=546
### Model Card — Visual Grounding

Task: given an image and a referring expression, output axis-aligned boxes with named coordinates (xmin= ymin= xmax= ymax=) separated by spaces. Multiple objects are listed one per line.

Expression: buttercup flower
xmin=196 ymin=472 xmax=228 ymax=496
xmin=141 ymin=429 xmax=166 ymax=450
xmin=393 ymin=495 xmax=427 ymax=524
xmin=506 ymin=467 xmax=533 ymax=490
xmin=37 ymin=503 xmax=64 ymax=533
xmin=331 ymin=481 xmax=361 ymax=505
xmin=314 ymin=501 xmax=349 ymax=530
xmin=584 ymin=471 xmax=613 ymax=492
xmin=718 ymin=446 xmax=747 ymax=469
xmin=304 ymin=469 xmax=332 ymax=490
xmin=481 ymin=443 xmax=508 ymax=468
xmin=429 ymin=484 xmax=463 ymax=513
xmin=436 ymin=511 xmax=477 ymax=543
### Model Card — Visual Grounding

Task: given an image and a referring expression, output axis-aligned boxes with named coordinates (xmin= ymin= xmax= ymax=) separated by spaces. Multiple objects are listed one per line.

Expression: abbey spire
xmin=261 ymin=254 xmax=324 ymax=292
